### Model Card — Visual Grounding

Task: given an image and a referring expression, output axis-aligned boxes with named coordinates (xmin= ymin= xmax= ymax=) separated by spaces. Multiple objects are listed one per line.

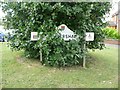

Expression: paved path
xmin=105 ymin=44 xmax=120 ymax=48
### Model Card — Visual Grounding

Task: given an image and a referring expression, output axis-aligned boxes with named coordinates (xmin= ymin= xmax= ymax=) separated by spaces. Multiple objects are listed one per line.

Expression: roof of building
xmin=112 ymin=11 xmax=119 ymax=17
xmin=112 ymin=2 xmax=120 ymax=17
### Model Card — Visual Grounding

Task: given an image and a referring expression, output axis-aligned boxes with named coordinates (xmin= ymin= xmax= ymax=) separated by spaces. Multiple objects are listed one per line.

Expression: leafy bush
xmin=102 ymin=28 xmax=120 ymax=40
xmin=2 ymin=2 xmax=111 ymax=67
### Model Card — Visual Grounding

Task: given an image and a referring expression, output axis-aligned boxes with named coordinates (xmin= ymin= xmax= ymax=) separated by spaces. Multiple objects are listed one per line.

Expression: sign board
xmin=30 ymin=26 xmax=94 ymax=42
xmin=85 ymin=32 xmax=94 ymax=41
xmin=31 ymin=32 xmax=38 ymax=41
xmin=58 ymin=24 xmax=77 ymax=41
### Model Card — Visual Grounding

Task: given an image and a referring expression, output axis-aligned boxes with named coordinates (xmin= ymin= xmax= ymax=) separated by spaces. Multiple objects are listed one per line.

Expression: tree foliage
xmin=1 ymin=2 xmax=111 ymax=67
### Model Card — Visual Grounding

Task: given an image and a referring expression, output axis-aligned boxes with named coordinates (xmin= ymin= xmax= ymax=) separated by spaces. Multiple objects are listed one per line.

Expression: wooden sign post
xmin=83 ymin=32 xmax=94 ymax=68
xmin=31 ymin=32 xmax=42 ymax=62
xmin=39 ymin=49 xmax=42 ymax=62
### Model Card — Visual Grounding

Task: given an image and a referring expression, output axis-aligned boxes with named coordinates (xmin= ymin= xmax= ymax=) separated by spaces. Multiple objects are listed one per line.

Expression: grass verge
xmin=1 ymin=43 xmax=118 ymax=88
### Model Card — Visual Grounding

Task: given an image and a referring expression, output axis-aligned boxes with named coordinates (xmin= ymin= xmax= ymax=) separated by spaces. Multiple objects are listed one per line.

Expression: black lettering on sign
xmin=74 ymin=35 xmax=77 ymax=38
xmin=67 ymin=35 xmax=71 ymax=38
xmin=33 ymin=35 xmax=38 ymax=39
xmin=62 ymin=35 xmax=64 ymax=38
xmin=71 ymin=35 xmax=73 ymax=38
xmin=61 ymin=34 xmax=77 ymax=39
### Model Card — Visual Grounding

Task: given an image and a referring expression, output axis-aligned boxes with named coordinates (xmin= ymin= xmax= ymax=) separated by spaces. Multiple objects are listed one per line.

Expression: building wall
xmin=118 ymin=1 xmax=120 ymax=32
xmin=109 ymin=26 xmax=117 ymax=29
xmin=112 ymin=15 xmax=117 ymax=23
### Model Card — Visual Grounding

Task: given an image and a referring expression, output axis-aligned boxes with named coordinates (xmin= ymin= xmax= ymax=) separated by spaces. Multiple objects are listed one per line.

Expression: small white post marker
xmin=85 ymin=32 xmax=94 ymax=41
xmin=31 ymin=32 xmax=38 ymax=41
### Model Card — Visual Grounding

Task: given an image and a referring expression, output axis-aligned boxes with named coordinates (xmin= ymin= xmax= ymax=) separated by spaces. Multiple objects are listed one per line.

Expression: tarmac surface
xmin=105 ymin=44 xmax=120 ymax=48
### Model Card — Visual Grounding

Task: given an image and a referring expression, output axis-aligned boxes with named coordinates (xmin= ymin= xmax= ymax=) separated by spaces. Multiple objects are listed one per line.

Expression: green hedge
xmin=102 ymin=28 xmax=120 ymax=40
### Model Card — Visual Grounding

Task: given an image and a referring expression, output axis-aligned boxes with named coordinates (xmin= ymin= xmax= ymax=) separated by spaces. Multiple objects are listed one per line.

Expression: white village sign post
xmin=58 ymin=24 xmax=77 ymax=41
xmin=31 ymin=32 xmax=42 ymax=62
xmin=31 ymin=24 xmax=94 ymax=67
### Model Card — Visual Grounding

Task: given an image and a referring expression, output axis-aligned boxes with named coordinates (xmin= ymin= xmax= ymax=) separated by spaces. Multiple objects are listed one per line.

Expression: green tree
xmin=1 ymin=2 xmax=111 ymax=67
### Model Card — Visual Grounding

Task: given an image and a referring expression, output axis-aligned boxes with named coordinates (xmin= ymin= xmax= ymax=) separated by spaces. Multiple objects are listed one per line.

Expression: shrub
xmin=2 ymin=2 xmax=111 ymax=67
xmin=102 ymin=28 xmax=120 ymax=40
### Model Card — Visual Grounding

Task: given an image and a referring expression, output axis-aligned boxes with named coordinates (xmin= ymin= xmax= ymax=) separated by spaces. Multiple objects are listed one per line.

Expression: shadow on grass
xmin=15 ymin=51 xmax=97 ymax=71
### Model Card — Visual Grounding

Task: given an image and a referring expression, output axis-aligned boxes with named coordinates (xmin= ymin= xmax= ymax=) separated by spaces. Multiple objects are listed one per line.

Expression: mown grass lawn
xmin=1 ymin=43 xmax=118 ymax=88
